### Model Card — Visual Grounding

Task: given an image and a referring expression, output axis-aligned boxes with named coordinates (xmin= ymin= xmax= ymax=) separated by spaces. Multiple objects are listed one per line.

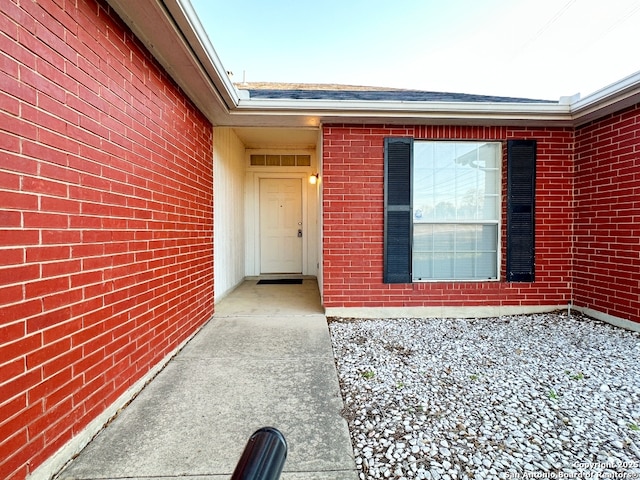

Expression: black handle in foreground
xmin=231 ymin=427 xmax=288 ymax=480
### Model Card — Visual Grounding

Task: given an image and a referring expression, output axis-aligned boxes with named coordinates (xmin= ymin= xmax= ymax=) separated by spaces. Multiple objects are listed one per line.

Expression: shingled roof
xmin=237 ymin=82 xmax=556 ymax=104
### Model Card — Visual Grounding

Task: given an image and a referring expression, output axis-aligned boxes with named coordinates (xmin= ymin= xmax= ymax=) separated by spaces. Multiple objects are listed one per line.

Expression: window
xmin=412 ymin=141 xmax=501 ymax=281
xmin=384 ymin=138 xmax=535 ymax=284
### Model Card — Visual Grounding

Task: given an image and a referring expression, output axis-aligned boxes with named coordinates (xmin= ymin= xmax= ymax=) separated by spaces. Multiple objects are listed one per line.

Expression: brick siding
xmin=322 ymin=125 xmax=574 ymax=309
xmin=574 ymin=104 xmax=640 ymax=322
xmin=0 ymin=1 xmax=214 ymax=478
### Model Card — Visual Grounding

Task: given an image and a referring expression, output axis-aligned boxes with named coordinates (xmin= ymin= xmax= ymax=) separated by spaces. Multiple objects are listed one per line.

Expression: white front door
xmin=259 ymin=178 xmax=303 ymax=273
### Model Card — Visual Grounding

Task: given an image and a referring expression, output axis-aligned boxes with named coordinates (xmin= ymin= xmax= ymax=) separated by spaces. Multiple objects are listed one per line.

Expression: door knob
xmin=297 ymin=229 xmax=302 ymax=238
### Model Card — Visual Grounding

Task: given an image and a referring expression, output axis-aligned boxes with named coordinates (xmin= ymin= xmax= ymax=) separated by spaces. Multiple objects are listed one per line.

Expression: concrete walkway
xmin=56 ymin=279 xmax=358 ymax=479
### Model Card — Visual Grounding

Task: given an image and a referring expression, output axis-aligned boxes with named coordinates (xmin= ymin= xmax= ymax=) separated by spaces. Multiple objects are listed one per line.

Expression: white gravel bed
xmin=329 ymin=313 xmax=640 ymax=480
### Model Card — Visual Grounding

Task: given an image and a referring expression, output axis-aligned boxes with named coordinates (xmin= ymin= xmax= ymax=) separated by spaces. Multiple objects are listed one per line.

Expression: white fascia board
xmin=233 ymin=98 xmax=574 ymax=125
xmin=570 ymin=70 xmax=640 ymax=126
xmin=106 ymin=0 xmax=233 ymax=124
xmin=237 ymin=98 xmax=570 ymax=114
xmin=165 ymin=0 xmax=240 ymax=108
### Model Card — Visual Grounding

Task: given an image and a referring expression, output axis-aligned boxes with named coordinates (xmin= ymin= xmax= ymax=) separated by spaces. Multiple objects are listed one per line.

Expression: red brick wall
xmin=574 ymin=104 xmax=640 ymax=322
xmin=322 ymin=125 xmax=573 ymax=309
xmin=0 ymin=1 xmax=214 ymax=478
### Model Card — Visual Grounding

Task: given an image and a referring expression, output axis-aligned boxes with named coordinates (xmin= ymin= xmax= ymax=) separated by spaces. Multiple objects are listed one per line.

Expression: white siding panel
xmin=214 ymin=127 xmax=246 ymax=301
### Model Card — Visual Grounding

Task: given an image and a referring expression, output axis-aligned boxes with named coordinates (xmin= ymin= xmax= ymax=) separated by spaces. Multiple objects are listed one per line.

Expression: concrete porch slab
xmin=56 ymin=280 xmax=357 ymax=480
xmin=215 ymin=279 xmax=324 ymax=317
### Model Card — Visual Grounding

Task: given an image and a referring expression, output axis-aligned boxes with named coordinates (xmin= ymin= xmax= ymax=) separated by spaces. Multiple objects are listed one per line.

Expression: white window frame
xmin=412 ymin=141 xmax=502 ymax=282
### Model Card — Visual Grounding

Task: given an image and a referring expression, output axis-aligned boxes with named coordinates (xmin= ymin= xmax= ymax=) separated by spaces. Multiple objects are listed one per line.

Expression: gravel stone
xmin=329 ymin=313 xmax=640 ymax=479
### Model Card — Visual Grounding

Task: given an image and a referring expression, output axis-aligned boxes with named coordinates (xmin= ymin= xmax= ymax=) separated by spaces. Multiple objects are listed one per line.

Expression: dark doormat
xmin=257 ymin=279 xmax=303 ymax=285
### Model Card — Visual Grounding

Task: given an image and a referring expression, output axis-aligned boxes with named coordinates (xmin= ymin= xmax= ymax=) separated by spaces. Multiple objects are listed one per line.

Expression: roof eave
xmin=232 ymin=99 xmax=575 ymax=127
xmin=570 ymin=71 xmax=640 ymax=126
xmin=107 ymin=0 xmax=640 ymax=129
xmin=162 ymin=0 xmax=240 ymax=107
xmin=106 ymin=0 xmax=238 ymax=124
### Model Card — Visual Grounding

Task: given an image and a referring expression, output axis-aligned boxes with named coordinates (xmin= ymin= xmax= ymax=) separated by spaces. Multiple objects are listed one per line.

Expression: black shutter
xmin=506 ymin=140 xmax=536 ymax=282
xmin=384 ymin=137 xmax=413 ymax=283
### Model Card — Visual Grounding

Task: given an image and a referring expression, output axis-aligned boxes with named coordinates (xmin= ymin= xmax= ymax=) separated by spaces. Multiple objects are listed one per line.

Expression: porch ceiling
xmin=232 ymin=127 xmax=319 ymax=150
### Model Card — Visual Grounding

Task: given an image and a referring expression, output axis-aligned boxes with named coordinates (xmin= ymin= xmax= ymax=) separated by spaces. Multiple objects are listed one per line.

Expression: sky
xmin=190 ymin=0 xmax=640 ymax=101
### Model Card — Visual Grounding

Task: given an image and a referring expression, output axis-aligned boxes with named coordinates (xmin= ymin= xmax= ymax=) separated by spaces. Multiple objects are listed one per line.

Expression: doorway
xmin=259 ymin=178 xmax=303 ymax=273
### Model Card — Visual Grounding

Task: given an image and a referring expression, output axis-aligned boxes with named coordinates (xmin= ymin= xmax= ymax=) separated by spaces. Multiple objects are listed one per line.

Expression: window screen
xmin=412 ymin=141 xmax=501 ymax=281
